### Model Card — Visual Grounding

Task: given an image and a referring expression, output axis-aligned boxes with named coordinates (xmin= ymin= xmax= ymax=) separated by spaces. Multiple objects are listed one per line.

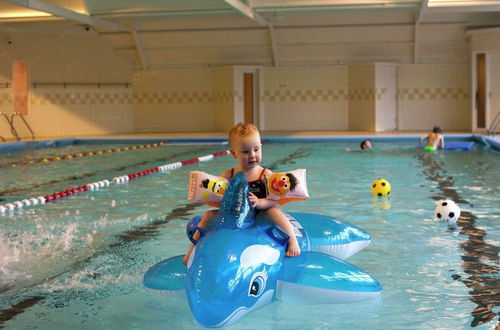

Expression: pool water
xmin=0 ymin=141 xmax=499 ymax=329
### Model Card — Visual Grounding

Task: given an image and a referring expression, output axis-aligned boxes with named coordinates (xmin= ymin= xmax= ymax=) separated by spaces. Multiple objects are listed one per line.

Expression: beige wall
xmin=259 ymin=67 xmax=349 ymax=131
xmin=133 ymin=69 xmax=214 ymax=133
xmin=0 ymin=30 xmax=135 ymax=140
xmin=0 ymin=23 xmax=480 ymax=139
xmin=213 ymin=67 xmax=235 ymax=132
xmin=397 ymin=64 xmax=470 ymax=131
xmin=375 ymin=64 xmax=397 ymax=131
xmin=348 ymin=64 xmax=376 ymax=131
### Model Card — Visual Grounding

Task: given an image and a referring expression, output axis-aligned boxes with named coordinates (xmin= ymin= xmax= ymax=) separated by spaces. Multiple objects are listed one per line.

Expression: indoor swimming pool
xmin=0 ymin=138 xmax=498 ymax=329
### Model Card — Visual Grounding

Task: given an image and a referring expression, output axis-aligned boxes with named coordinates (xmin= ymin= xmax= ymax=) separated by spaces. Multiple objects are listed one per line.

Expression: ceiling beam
xmin=466 ymin=26 xmax=500 ymax=36
xmin=224 ymin=0 xmax=278 ymax=66
xmin=2 ymin=0 xmax=124 ymax=31
xmin=224 ymin=0 xmax=269 ymax=26
xmin=131 ymin=27 xmax=148 ymax=70
xmin=254 ymin=2 xmax=419 ymax=12
xmin=268 ymin=22 xmax=279 ymax=66
xmin=414 ymin=0 xmax=428 ymax=64
xmin=428 ymin=3 xmax=500 ymax=12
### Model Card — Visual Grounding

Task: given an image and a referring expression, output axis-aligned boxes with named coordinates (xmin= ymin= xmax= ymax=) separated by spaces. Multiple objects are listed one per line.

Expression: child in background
xmin=182 ymin=122 xmax=301 ymax=264
xmin=419 ymin=126 xmax=445 ymax=151
xmin=344 ymin=139 xmax=372 ymax=152
xmin=360 ymin=139 xmax=372 ymax=151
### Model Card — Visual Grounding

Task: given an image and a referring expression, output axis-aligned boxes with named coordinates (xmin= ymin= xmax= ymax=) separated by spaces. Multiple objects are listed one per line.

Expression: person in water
xmin=419 ymin=126 xmax=445 ymax=151
xmin=182 ymin=122 xmax=301 ymax=264
xmin=360 ymin=139 xmax=372 ymax=151
xmin=344 ymin=139 xmax=373 ymax=152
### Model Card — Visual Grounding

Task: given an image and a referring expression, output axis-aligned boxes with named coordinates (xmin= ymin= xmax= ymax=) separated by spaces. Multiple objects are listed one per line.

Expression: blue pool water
xmin=0 ymin=140 xmax=499 ymax=329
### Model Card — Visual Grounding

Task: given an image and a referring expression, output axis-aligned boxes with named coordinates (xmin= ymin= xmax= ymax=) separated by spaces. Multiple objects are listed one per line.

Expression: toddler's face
xmin=231 ymin=133 xmax=262 ymax=170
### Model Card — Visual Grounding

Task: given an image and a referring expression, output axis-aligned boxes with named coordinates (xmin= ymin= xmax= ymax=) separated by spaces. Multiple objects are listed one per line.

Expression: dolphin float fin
xmin=143 ymin=255 xmax=186 ymax=292
xmin=276 ymin=251 xmax=381 ymax=304
xmin=217 ymin=171 xmax=255 ymax=229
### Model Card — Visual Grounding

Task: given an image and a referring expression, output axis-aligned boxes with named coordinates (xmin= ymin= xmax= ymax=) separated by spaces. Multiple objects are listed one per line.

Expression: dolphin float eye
xmin=248 ymin=272 xmax=267 ymax=297
xmin=249 ymin=276 xmax=264 ymax=296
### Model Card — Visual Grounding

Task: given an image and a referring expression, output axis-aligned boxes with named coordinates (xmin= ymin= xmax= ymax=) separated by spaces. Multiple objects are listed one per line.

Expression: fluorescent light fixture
xmin=0 ymin=11 xmax=52 ymax=19
xmin=428 ymin=0 xmax=500 ymax=7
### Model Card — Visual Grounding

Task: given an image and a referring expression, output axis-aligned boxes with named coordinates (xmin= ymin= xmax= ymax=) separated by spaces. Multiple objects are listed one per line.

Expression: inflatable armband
xmin=266 ymin=169 xmax=309 ymax=205
xmin=188 ymin=169 xmax=309 ymax=206
xmin=188 ymin=171 xmax=228 ymax=207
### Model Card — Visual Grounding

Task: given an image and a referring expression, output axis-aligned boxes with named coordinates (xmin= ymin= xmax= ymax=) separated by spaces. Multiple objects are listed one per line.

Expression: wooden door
xmin=243 ymin=73 xmax=254 ymax=124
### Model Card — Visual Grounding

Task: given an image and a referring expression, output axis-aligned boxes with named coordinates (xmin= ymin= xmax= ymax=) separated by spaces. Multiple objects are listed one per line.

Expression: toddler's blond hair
xmin=228 ymin=122 xmax=260 ymax=147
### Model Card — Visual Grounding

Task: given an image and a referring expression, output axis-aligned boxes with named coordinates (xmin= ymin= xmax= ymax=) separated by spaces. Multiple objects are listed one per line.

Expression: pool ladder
xmin=488 ymin=110 xmax=500 ymax=136
xmin=0 ymin=112 xmax=35 ymax=142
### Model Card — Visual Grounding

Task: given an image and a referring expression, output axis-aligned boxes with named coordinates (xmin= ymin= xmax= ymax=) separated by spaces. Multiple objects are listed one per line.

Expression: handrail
xmin=32 ymin=82 xmax=130 ymax=88
xmin=14 ymin=113 xmax=35 ymax=141
xmin=0 ymin=82 xmax=130 ymax=89
xmin=1 ymin=113 xmax=20 ymax=142
xmin=488 ymin=110 xmax=500 ymax=136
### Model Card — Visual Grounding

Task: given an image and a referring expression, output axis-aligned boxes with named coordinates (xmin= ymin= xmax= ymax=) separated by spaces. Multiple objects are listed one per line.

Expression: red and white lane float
xmin=0 ymin=149 xmax=230 ymax=214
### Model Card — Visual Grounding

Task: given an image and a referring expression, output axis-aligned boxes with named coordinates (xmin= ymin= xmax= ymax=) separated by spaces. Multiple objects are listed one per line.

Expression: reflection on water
xmin=417 ymin=151 xmax=500 ymax=327
xmin=0 ymin=142 xmax=498 ymax=329
xmin=371 ymin=197 xmax=391 ymax=210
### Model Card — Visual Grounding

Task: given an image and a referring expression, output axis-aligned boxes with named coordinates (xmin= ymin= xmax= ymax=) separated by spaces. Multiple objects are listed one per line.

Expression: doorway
xmin=476 ymin=53 xmax=486 ymax=129
xmin=243 ymin=73 xmax=254 ymax=124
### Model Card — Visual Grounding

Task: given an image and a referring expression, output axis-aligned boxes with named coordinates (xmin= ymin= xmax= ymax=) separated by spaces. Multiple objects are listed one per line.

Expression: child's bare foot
xmin=286 ymin=238 xmax=301 ymax=257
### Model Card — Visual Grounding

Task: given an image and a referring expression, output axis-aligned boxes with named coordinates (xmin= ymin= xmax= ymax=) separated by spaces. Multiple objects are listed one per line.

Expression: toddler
xmin=183 ymin=122 xmax=300 ymax=264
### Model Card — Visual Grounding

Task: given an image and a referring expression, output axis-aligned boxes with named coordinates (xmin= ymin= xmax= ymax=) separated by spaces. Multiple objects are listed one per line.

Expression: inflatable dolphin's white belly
xmin=144 ymin=172 xmax=381 ymax=327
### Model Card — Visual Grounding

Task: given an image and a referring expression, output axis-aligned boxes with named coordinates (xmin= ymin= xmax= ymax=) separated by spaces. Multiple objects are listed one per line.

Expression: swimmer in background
xmin=344 ymin=139 xmax=372 ymax=152
xmin=419 ymin=126 xmax=445 ymax=151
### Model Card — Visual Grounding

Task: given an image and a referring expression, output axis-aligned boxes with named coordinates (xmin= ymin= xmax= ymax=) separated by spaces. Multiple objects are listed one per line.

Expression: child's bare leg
xmin=182 ymin=210 xmax=217 ymax=264
xmin=259 ymin=207 xmax=301 ymax=257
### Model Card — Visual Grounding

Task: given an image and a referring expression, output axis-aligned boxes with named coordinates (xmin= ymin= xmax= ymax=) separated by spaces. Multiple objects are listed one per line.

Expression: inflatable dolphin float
xmin=144 ymin=172 xmax=381 ymax=327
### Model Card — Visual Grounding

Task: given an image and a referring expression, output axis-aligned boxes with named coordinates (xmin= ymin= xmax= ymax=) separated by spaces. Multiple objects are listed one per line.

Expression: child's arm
xmin=248 ymin=192 xmax=277 ymax=210
xmin=439 ymin=134 xmax=445 ymax=149
xmin=418 ymin=134 xmax=427 ymax=147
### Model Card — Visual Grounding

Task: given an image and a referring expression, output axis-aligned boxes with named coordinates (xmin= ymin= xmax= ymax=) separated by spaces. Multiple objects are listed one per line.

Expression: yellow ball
xmin=371 ymin=178 xmax=391 ymax=197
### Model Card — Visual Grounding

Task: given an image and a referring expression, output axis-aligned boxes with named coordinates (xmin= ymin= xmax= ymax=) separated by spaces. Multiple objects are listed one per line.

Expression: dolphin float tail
xmin=143 ymin=255 xmax=186 ymax=294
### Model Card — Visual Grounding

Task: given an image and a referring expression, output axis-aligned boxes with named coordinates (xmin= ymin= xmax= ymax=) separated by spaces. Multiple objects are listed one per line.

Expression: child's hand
xmin=248 ymin=192 xmax=260 ymax=208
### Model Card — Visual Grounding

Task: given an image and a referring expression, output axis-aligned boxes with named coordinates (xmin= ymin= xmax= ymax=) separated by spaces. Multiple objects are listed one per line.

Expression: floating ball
xmin=371 ymin=178 xmax=391 ymax=197
xmin=434 ymin=199 xmax=460 ymax=224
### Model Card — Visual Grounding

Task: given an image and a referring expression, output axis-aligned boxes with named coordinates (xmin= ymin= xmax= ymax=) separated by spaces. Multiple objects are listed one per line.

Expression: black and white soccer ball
xmin=434 ymin=199 xmax=460 ymax=225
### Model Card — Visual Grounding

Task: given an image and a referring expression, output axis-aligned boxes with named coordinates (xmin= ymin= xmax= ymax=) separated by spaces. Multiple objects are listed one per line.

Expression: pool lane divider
xmin=0 ymin=149 xmax=230 ymax=214
xmin=1 ymin=142 xmax=167 ymax=168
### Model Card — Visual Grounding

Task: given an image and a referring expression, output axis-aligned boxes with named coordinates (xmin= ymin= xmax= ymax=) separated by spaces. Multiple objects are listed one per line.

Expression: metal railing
xmin=0 ymin=82 xmax=130 ymax=89
xmin=0 ymin=112 xmax=35 ymax=142
xmin=1 ymin=113 xmax=20 ymax=142
xmin=488 ymin=110 xmax=500 ymax=136
xmin=15 ymin=113 xmax=35 ymax=141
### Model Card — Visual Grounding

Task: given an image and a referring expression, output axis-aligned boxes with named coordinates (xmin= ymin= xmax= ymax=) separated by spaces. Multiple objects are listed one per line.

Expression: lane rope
xmin=1 ymin=142 xmax=167 ymax=168
xmin=0 ymin=149 xmax=230 ymax=214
